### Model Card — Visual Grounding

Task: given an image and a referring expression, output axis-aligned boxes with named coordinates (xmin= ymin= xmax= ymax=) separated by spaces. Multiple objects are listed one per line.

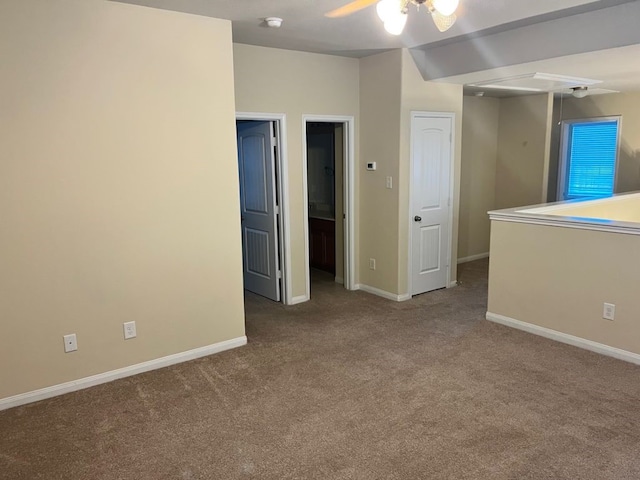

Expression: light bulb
xmin=431 ymin=11 xmax=456 ymax=32
xmin=432 ymin=0 xmax=459 ymax=16
xmin=376 ymin=0 xmax=398 ymax=21
xmin=384 ymin=11 xmax=407 ymax=35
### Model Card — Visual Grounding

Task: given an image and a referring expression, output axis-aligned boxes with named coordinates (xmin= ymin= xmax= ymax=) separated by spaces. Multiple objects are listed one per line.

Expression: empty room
xmin=2 ymin=0 xmax=640 ymax=478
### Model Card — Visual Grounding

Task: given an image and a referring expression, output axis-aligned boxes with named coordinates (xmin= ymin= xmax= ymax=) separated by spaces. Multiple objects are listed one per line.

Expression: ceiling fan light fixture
xmin=384 ymin=11 xmax=408 ymax=35
xmin=432 ymin=0 xmax=459 ymax=16
xmin=376 ymin=0 xmax=399 ymax=21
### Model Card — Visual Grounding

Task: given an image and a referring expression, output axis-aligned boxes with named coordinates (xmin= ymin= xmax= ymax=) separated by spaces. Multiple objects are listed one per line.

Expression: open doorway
xmin=236 ymin=114 xmax=290 ymax=304
xmin=303 ymin=116 xmax=354 ymax=297
xmin=306 ymin=122 xmax=342 ymax=283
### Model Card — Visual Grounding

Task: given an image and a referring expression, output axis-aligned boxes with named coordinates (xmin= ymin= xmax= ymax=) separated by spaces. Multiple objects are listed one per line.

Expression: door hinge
xmin=277 ymin=270 xmax=282 ymax=279
xmin=272 ymin=136 xmax=278 ymax=147
xmin=275 ymin=205 xmax=280 ymax=215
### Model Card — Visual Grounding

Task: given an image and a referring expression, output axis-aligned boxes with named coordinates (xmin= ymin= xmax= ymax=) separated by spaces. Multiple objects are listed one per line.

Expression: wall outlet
xmin=603 ymin=303 xmax=615 ymax=321
xmin=63 ymin=334 xmax=77 ymax=353
xmin=369 ymin=258 xmax=376 ymax=270
xmin=123 ymin=321 xmax=137 ymax=339
xmin=386 ymin=176 xmax=393 ymax=189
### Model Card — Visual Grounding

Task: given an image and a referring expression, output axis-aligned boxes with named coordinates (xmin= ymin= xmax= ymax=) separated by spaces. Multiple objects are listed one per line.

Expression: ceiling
xmin=114 ymin=0 xmax=640 ymax=93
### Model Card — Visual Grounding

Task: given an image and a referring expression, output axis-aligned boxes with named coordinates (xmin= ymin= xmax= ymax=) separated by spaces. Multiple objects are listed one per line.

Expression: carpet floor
xmin=2 ymin=259 xmax=640 ymax=479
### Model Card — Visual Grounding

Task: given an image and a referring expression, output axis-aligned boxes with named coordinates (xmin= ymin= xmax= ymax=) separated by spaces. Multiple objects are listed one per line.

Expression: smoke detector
xmin=571 ymin=86 xmax=589 ymax=98
xmin=265 ymin=17 xmax=283 ymax=28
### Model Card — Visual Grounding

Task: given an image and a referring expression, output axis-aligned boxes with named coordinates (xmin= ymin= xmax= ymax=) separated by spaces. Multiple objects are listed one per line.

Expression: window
xmin=557 ymin=116 xmax=620 ymax=201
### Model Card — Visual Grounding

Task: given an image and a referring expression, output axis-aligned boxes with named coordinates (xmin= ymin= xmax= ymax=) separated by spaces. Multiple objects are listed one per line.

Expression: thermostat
xmin=366 ymin=162 xmax=377 ymax=171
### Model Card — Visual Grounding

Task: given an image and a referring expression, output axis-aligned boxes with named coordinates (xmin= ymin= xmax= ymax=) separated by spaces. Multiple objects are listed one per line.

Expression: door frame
xmin=236 ymin=112 xmax=292 ymax=304
xmin=407 ymin=111 xmax=456 ymax=296
xmin=302 ymin=115 xmax=356 ymax=295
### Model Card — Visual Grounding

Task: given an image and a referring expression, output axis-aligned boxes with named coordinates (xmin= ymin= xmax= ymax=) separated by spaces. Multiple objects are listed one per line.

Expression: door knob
xmin=414 ymin=216 xmax=422 ymax=222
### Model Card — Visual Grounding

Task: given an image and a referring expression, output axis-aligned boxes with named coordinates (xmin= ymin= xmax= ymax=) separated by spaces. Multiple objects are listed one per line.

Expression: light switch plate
xmin=603 ymin=303 xmax=615 ymax=321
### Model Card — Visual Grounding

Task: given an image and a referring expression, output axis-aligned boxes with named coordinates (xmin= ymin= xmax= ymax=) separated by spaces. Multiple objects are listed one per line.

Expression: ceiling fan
xmin=326 ymin=0 xmax=459 ymax=35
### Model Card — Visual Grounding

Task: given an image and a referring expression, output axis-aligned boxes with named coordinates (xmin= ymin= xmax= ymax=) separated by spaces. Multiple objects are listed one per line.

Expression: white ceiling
xmin=116 ymin=0 xmax=602 ymax=55
xmin=449 ymin=44 xmax=640 ymax=95
xmin=114 ymin=0 xmax=640 ymax=93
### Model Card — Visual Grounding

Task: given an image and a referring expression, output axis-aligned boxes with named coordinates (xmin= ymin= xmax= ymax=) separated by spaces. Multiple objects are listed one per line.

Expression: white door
xmin=237 ymin=121 xmax=280 ymax=301
xmin=411 ymin=114 xmax=452 ymax=295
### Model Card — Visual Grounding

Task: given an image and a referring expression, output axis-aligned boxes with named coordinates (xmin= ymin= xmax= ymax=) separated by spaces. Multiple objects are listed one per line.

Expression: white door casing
xmin=410 ymin=113 xmax=453 ymax=296
xmin=237 ymin=121 xmax=280 ymax=301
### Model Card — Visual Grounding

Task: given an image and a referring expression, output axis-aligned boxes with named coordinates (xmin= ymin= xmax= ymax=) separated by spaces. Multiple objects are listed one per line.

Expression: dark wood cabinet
xmin=309 ymin=218 xmax=335 ymax=274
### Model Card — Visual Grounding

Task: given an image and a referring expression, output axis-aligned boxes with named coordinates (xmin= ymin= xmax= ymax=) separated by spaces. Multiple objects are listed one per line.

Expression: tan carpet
xmin=2 ymin=259 xmax=640 ymax=479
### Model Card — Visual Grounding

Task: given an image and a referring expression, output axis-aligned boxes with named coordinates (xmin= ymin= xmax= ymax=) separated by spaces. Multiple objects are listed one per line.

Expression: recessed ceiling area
xmin=467 ymin=73 xmax=602 ymax=93
xmin=449 ymin=44 xmax=640 ymax=96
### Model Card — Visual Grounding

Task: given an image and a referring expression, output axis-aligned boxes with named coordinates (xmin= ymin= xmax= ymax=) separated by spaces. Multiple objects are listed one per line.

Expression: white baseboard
xmin=334 ymin=276 xmax=344 ymax=285
xmin=486 ymin=312 xmax=640 ymax=366
xmin=449 ymin=281 xmax=458 ymax=288
xmin=0 ymin=336 xmax=247 ymax=412
xmin=354 ymin=283 xmax=411 ymax=302
xmin=457 ymin=252 xmax=489 ymax=264
xmin=289 ymin=295 xmax=309 ymax=305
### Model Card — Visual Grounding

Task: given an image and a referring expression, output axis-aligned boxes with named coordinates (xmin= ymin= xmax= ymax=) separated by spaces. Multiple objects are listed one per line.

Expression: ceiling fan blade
xmin=325 ymin=0 xmax=379 ymax=18
xmin=431 ymin=11 xmax=456 ymax=32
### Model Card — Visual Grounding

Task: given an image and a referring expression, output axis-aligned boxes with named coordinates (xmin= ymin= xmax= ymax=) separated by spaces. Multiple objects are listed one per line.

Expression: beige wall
xmin=234 ymin=47 xmax=464 ymax=298
xmin=459 ymin=96 xmax=500 ymax=259
xmin=399 ymin=49 xmax=464 ymax=293
xmin=549 ymin=92 xmax=640 ymax=201
xmin=358 ymin=49 xmax=464 ymax=295
xmin=495 ymin=93 xmax=554 ymax=209
xmin=488 ymin=220 xmax=640 ymax=355
xmin=233 ymin=44 xmax=360 ymax=299
xmin=358 ymin=50 xmax=403 ymax=293
xmin=0 ymin=0 xmax=245 ymax=399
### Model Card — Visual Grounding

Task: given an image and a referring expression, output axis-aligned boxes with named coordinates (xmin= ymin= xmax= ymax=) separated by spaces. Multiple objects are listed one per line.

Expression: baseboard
xmin=486 ymin=312 xmax=640 ymax=366
xmin=449 ymin=281 xmax=458 ymax=288
xmin=354 ymin=284 xmax=411 ymax=302
xmin=457 ymin=252 xmax=489 ymax=264
xmin=289 ymin=295 xmax=309 ymax=305
xmin=0 ymin=336 xmax=247 ymax=412
xmin=334 ymin=276 xmax=344 ymax=285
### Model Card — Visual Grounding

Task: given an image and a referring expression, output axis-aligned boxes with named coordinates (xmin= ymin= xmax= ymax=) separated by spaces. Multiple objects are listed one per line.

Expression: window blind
xmin=566 ymin=120 xmax=618 ymax=199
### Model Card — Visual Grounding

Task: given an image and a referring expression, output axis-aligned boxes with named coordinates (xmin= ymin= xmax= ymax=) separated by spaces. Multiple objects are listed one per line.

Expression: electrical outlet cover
xmin=63 ymin=334 xmax=78 ymax=353
xmin=123 ymin=321 xmax=137 ymax=339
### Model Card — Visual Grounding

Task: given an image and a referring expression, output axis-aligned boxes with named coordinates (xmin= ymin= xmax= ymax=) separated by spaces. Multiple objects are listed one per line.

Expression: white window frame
xmin=557 ymin=116 xmax=621 ymax=201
